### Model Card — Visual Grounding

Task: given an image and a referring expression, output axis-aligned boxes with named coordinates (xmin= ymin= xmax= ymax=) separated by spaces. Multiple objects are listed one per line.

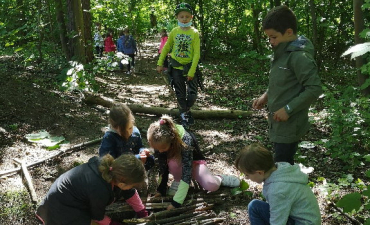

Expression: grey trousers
xmin=172 ymin=68 xmax=198 ymax=113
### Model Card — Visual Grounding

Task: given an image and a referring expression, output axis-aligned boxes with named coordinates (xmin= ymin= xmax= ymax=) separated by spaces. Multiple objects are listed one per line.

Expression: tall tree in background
xmin=55 ymin=0 xmax=71 ymax=60
xmin=82 ymin=0 xmax=93 ymax=63
xmin=353 ymin=0 xmax=369 ymax=96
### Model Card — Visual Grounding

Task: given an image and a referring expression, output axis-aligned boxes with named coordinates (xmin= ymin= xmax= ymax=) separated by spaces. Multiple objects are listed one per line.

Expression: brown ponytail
xmin=99 ymin=154 xmax=146 ymax=185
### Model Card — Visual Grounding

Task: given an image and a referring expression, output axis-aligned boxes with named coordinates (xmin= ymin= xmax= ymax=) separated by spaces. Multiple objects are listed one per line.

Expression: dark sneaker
xmin=187 ymin=111 xmax=194 ymax=125
xmin=180 ymin=112 xmax=189 ymax=129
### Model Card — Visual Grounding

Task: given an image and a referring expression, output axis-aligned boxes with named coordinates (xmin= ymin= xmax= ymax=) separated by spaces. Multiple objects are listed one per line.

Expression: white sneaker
xmin=168 ymin=181 xmax=180 ymax=196
xmin=220 ymin=175 xmax=240 ymax=187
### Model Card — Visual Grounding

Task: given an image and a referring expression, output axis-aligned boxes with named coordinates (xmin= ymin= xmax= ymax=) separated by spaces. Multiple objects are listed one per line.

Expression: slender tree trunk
xmin=198 ymin=0 xmax=207 ymax=60
xmin=251 ymin=3 xmax=262 ymax=53
xmin=72 ymin=0 xmax=87 ymax=63
xmin=36 ymin=0 xmax=44 ymax=64
xmin=55 ymin=0 xmax=71 ymax=60
xmin=67 ymin=0 xmax=75 ymax=59
xmin=353 ymin=0 xmax=369 ymax=95
xmin=308 ymin=0 xmax=319 ymax=68
xmin=82 ymin=0 xmax=93 ymax=63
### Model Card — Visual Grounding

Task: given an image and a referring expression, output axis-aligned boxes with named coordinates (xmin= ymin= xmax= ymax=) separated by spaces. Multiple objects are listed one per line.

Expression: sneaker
xmin=187 ymin=111 xmax=194 ymax=125
xmin=220 ymin=175 xmax=240 ymax=187
xmin=168 ymin=181 xmax=180 ymax=196
xmin=180 ymin=112 xmax=189 ymax=129
xmin=126 ymin=71 xmax=131 ymax=75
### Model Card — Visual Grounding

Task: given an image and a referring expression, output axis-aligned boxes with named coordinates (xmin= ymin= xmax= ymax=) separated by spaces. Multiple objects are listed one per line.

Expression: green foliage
xmin=319 ymin=86 xmax=370 ymax=170
xmin=335 ymin=171 xmax=370 ymax=221
xmin=0 ymin=190 xmax=35 ymax=224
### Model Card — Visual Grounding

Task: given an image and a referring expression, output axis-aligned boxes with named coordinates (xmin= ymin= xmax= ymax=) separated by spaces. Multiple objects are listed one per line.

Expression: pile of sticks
xmin=106 ymin=192 xmax=229 ymax=225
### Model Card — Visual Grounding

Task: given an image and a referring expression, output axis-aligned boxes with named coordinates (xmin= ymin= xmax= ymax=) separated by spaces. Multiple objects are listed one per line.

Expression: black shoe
xmin=187 ymin=111 xmax=194 ymax=125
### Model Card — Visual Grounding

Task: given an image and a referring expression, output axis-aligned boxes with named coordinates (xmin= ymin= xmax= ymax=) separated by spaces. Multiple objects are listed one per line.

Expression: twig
xmin=328 ymin=201 xmax=362 ymax=225
xmin=0 ymin=138 xmax=102 ymax=178
xmin=13 ymin=158 xmax=38 ymax=204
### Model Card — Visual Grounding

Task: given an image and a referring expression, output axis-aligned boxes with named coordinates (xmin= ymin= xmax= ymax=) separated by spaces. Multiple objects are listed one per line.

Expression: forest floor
xmin=0 ymin=39 xmax=365 ymax=225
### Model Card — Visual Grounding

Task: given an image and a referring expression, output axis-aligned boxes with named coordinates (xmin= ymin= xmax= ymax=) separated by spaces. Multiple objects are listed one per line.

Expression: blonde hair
xmin=108 ymin=104 xmax=134 ymax=139
xmin=235 ymin=143 xmax=275 ymax=174
xmin=99 ymin=154 xmax=146 ymax=185
xmin=147 ymin=115 xmax=186 ymax=161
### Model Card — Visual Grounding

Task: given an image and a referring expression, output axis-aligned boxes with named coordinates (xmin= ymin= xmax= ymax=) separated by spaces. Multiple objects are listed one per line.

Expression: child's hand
xmin=187 ymin=76 xmax=193 ymax=81
xmin=141 ymin=149 xmax=151 ymax=157
xmin=166 ymin=204 xmax=175 ymax=210
xmin=252 ymin=93 xmax=268 ymax=110
xmin=152 ymin=192 xmax=162 ymax=198
xmin=139 ymin=153 xmax=147 ymax=163
xmin=157 ymin=66 xmax=164 ymax=73
xmin=273 ymin=107 xmax=289 ymax=122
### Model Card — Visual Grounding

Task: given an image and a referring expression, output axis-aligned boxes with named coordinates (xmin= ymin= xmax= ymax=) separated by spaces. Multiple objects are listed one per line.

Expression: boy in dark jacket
xmin=252 ymin=5 xmax=322 ymax=165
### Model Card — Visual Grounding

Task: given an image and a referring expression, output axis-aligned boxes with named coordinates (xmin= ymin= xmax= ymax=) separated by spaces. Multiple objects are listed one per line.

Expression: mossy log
xmin=83 ymin=93 xmax=253 ymax=119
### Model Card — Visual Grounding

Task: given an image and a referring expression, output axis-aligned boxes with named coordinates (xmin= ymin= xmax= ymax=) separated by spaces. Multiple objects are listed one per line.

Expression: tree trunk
xmin=251 ymin=3 xmax=262 ymax=53
xmin=72 ymin=0 xmax=87 ymax=64
xmin=55 ymin=0 xmax=71 ymax=60
xmin=353 ymin=0 xmax=370 ymax=96
xmin=82 ymin=0 xmax=94 ymax=63
xmin=83 ymin=93 xmax=253 ymax=119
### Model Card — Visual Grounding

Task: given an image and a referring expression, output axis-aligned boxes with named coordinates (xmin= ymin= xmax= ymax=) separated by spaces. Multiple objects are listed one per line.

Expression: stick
xmin=328 ymin=201 xmax=362 ymax=225
xmin=0 ymin=138 xmax=102 ymax=178
xmin=13 ymin=158 xmax=38 ymax=204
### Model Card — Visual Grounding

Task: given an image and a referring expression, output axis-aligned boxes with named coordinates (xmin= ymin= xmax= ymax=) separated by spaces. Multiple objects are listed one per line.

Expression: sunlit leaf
xmin=342 ymin=42 xmax=370 ymax=59
xmin=240 ymin=179 xmax=249 ymax=191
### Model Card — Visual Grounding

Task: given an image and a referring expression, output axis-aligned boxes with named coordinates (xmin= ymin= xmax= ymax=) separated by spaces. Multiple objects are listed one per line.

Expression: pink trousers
xmin=168 ymin=159 xmax=221 ymax=192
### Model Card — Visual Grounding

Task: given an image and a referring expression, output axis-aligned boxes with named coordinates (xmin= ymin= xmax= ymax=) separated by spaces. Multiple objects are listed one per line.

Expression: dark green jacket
xmin=267 ymin=36 xmax=322 ymax=143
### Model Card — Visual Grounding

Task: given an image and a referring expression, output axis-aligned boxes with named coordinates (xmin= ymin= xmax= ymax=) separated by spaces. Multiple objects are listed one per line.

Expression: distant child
xmin=156 ymin=3 xmax=201 ymax=128
xmin=117 ymin=27 xmax=138 ymax=74
xmin=147 ymin=115 xmax=240 ymax=210
xmin=235 ymin=143 xmax=321 ymax=225
xmin=158 ymin=29 xmax=169 ymax=70
xmin=104 ymin=31 xmax=116 ymax=53
xmin=94 ymin=23 xmax=104 ymax=57
xmin=99 ymin=104 xmax=154 ymax=171
xmin=252 ymin=5 xmax=322 ymax=165
xmin=36 ymin=154 xmax=149 ymax=225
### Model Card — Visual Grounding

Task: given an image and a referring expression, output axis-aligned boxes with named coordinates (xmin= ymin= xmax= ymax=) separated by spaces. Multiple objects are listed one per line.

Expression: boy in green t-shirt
xmin=157 ymin=2 xmax=201 ymax=129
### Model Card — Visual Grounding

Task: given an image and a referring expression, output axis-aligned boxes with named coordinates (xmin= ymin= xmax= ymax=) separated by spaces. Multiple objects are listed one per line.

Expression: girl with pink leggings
xmin=147 ymin=115 xmax=240 ymax=210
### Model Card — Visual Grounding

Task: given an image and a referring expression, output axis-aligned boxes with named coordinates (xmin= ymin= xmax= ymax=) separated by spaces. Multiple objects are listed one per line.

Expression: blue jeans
xmin=248 ymin=199 xmax=295 ymax=225
xmin=273 ymin=142 xmax=298 ymax=165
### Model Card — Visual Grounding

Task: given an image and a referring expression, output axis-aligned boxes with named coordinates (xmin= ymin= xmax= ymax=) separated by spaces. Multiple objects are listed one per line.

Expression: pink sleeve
xmin=94 ymin=215 xmax=111 ymax=225
xmin=125 ymin=189 xmax=145 ymax=212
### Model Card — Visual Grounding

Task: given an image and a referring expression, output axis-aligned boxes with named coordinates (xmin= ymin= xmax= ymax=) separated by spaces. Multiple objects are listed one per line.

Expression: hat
xmin=175 ymin=2 xmax=193 ymax=15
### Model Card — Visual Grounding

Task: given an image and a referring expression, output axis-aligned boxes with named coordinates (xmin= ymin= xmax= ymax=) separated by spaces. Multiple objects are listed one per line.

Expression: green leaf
xmin=365 ymin=218 xmax=370 ymax=225
xmin=231 ymin=187 xmax=243 ymax=196
xmin=363 ymin=186 xmax=370 ymax=197
xmin=364 ymin=155 xmax=370 ymax=162
xmin=366 ymin=170 xmax=370 ymax=178
xmin=25 ymin=130 xmax=50 ymax=141
xmin=336 ymin=193 xmax=362 ymax=213
xmin=240 ymin=179 xmax=249 ymax=191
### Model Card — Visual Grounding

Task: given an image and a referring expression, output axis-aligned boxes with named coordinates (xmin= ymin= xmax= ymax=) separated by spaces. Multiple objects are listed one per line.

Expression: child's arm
xmin=170 ymin=148 xmax=193 ymax=208
xmin=252 ymin=91 xmax=268 ymax=110
xmin=98 ymin=133 xmax=118 ymax=158
xmin=186 ymin=31 xmax=201 ymax=80
xmin=157 ymin=31 xmax=174 ymax=73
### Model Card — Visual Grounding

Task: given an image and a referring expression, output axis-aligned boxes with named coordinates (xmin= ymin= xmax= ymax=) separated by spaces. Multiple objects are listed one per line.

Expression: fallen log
xmin=83 ymin=93 xmax=253 ymax=119
xmin=0 ymin=138 xmax=102 ymax=178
